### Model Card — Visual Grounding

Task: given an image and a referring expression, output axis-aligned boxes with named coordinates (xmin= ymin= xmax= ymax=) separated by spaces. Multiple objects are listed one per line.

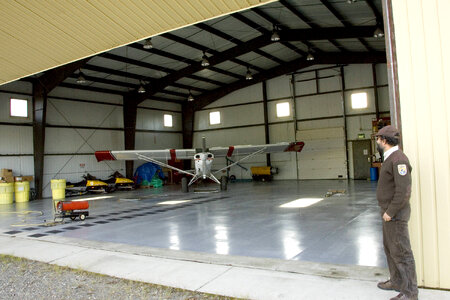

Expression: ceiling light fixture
xmin=373 ymin=26 xmax=384 ymax=38
xmin=306 ymin=50 xmax=315 ymax=61
xmin=245 ymin=68 xmax=253 ymax=80
xmin=138 ymin=81 xmax=146 ymax=94
xmin=201 ymin=51 xmax=210 ymax=67
xmin=347 ymin=0 xmax=357 ymax=3
xmin=143 ymin=38 xmax=153 ymax=49
xmin=271 ymin=25 xmax=280 ymax=42
xmin=76 ymin=69 xmax=86 ymax=84
xmin=187 ymin=90 xmax=194 ymax=102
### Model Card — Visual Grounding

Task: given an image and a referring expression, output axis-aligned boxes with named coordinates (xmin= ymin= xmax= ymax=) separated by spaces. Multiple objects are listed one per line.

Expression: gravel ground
xmin=0 ymin=255 xmax=241 ymax=300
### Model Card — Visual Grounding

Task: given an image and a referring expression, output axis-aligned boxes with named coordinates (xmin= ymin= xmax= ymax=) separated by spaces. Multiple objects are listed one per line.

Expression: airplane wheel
xmin=70 ymin=216 xmax=76 ymax=221
xmin=181 ymin=177 xmax=189 ymax=193
xmin=220 ymin=176 xmax=228 ymax=191
xmin=79 ymin=214 xmax=86 ymax=221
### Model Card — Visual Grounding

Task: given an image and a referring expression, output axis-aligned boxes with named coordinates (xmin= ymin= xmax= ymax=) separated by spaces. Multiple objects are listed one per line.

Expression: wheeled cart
xmin=55 ymin=200 xmax=89 ymax=221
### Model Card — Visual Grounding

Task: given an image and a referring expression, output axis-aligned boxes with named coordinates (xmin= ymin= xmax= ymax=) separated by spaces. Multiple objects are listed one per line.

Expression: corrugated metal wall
xmin=0 ymin=82 xmax=182 ymax=198
xmin=392 ymin=0 xmax=450 ymax=289
xmin=194 ymin=63 xmax=389 ymax=180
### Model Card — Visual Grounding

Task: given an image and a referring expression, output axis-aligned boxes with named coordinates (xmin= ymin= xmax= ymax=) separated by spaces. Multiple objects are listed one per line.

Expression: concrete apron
xmin=1 ymin=234 xmax=449 ymax=300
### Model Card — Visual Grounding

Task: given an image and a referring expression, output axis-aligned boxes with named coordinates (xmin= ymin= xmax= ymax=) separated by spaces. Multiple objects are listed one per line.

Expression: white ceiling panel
xmin=237 ymin=52 xmax=279 ymax=69
xmin=175 ymin=78 xmax=218 ymax=90
xmin=194 ymin=70 xmax=237 ymax=84
xmin=206 ymin=16 xmax=262 ymax=43
xmin=335 ymin=39 xmax=368 ymax=52
xmin=290 ymin=2 xmax=343 ymax=27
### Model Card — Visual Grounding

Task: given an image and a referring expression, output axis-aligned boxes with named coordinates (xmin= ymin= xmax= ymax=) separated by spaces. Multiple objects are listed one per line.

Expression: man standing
xmin=375 ymin=125 xmax=418 ymax=300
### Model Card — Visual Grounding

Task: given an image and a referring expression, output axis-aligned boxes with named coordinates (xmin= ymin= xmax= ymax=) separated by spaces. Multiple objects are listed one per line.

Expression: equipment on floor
xmin=95 ymin=137 xmax=305 ymax=193
xmin=134 ymin=162 xmax=165 ymax=188
xmin=65 ymin=173 xmax=115 ymax=196
xmin=55 ymin=200 xmax=89 ymax=221
xmin=104 ymin=171 xmax=135 ymax=190
xmin=325 ymin=189 xmax=346 ymax=197
xmin=251 ymin=166 xmax=278 ymax=182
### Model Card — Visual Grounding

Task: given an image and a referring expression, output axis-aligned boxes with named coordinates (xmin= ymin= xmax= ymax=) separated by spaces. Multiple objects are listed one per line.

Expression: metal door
xmin=352 ymin=140 xmax=371 ymax=180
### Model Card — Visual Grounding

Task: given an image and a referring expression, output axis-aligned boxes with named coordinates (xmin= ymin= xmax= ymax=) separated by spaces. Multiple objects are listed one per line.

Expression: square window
xmin=351 ymin=92 xmax=368 ymax=109
xmin=10 ymin=98 xmax=28 ymax=118
xmin=209 ymin=111 xmax=221 ymax=125
xmin=164 ymin=114 xmax=173 ymax=127
xmin=276 ymin=102 xmax=290 ymax=117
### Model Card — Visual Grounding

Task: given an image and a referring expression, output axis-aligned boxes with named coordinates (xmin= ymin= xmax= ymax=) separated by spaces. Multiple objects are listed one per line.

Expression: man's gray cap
xmin=375 ymin=125 xmax=400 ymax=139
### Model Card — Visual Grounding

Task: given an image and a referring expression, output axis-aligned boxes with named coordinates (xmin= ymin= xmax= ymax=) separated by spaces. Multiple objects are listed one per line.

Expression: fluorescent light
xmin=280 ymin=198 xmax=323 ymax=208
xmin=143 ymin=38 xmax=153 ymax=49
xmin=157 ymin=200 xmax=191 ymax=205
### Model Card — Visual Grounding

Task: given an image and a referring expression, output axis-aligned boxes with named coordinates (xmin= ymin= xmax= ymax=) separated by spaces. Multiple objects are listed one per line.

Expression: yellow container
xmin=15 ymin=181 xmax=30 ymax=203
xmin=250 ymin=166 xmax=272 ymax=176
xmin=51 ymin=179 xmax=66 ymax=200
xmin=0 ymin=183 xmax=14 ymax=205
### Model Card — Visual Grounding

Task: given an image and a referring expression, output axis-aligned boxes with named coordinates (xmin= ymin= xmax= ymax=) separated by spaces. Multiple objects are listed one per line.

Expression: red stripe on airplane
xmin=284 ymin=142 xmax=305 ymax=152
xmin=95 ymin=151 xmax=116 ymax=162
xmin=227 ymin=146 xmax=234 ymax=157
xmin=170 ymin=149 xmax=176 ymax=161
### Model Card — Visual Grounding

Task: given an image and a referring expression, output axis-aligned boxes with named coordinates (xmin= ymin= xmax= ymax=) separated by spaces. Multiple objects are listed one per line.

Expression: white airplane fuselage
xmin=189 ymin=152 xmax=220 ymax=186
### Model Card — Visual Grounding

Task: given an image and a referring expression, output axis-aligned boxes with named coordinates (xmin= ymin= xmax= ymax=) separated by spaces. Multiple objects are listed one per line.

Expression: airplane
xmin=95 ymin=137 xmax=305 ymax=192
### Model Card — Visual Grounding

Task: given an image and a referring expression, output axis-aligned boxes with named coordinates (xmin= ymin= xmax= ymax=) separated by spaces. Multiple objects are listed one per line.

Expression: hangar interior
xmin=0 ymin=0 xmax=390 ymax=269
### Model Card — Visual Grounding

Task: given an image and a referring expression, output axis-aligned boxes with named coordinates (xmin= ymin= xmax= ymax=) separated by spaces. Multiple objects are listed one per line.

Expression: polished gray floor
xmin=0 ymin=180 xmax=386 ymax=268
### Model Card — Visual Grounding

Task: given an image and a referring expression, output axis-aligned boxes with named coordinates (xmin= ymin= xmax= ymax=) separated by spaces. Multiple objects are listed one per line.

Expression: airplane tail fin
xmin=202 ymin=136 xmax=206 ymax=153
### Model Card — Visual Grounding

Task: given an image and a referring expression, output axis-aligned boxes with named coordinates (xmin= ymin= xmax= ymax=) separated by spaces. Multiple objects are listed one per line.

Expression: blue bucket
xmin=370 ymin=167 xmax=378 ymax=181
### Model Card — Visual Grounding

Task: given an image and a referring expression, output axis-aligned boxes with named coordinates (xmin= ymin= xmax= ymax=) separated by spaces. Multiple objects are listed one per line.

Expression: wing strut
xmin=214 ymin=147 xmax=267 ymax=174
xmin=136 ymin=154 xmax=195 ymax=177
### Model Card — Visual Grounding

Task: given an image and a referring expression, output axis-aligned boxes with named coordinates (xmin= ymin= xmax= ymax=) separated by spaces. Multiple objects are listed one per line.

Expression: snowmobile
xmin=104 ymin=171 xmax=135 ymax=190
xmin=65 ymin=173 xmax=112 ymax=196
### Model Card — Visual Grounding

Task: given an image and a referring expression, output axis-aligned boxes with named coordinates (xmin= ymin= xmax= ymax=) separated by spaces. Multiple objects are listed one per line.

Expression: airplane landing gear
xmin=220 ymin=176 xmax=228 ymax=191
xmin=181 ymin=177 xmax=189 ymax=193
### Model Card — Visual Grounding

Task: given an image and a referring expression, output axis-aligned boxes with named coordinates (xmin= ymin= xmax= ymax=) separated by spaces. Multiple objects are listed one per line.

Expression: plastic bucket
xmin=51 ymin=179 xmax=66 ymax=200
xmin=370 ymin=167 xmax=379 ymax=181
xmin=0 ymin=183 xmax=14 ymax=204
xmin=15 ymin=181 xmax=30 ymax=203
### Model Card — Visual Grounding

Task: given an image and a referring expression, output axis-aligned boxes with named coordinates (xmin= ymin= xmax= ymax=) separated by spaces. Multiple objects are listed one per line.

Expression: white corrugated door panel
xmin=392 ymin=0 xmax=450 ymax=289
xmin=296 ymin=127 xmax=346 ymax=179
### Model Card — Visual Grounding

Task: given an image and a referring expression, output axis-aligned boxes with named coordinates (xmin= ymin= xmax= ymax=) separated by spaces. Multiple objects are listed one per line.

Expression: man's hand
xmin=383 ymin=212 xmax=392 ymax=222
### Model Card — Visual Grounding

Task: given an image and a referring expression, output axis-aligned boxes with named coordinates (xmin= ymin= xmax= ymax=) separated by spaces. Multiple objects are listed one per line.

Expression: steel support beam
xmin=262 ymin=81 xmax=271 ymax=166
xmin=182 ymin=103 xmax=195 ymax=169
xmin=123 ymin=96 xmax=138 ymax=178
xmin=32 ymin=83 xmax=47 ymax=200
xmin=32 ymin=59 xmax=89 ymax=199
xmin=382 ymin=0 xmax=402 ymax=146
xmin=135 ymin=26 xmax=378 ymax=104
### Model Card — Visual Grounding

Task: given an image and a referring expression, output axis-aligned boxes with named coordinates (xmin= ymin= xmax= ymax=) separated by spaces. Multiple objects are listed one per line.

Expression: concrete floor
xmin=0 ymin=179 xmax=385 ymax=268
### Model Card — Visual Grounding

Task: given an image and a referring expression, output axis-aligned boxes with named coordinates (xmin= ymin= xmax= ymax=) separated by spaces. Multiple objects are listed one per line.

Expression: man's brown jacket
xmin=376 ymin=149 xmax=412 ymax=221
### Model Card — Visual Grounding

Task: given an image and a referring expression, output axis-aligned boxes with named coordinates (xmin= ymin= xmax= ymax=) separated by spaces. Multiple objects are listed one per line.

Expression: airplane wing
xmin=209 ymin=141 xmax=305 ymax=157
xmin=95 ymin=149 xmax=197 ymax=177
xmin=95 ymin=149 xmax=196 ymax=162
